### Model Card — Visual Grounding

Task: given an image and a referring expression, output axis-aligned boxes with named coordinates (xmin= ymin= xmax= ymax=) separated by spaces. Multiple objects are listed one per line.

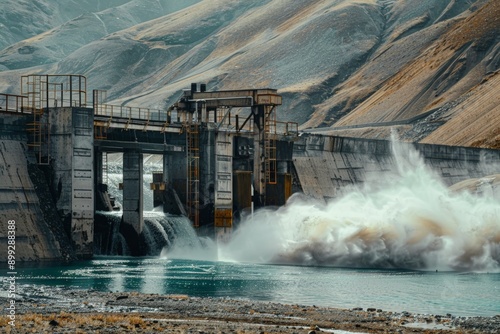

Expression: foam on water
xmin=220 ymin=140 xmax=500 ymax=272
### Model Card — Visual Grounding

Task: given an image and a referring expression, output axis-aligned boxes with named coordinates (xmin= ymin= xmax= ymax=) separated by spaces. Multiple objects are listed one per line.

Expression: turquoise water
xmin=9 ymin=257 xmax=500 ymax=317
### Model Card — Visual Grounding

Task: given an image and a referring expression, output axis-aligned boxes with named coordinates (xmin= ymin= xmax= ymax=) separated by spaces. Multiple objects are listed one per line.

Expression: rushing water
xmin=217 ymin=140 xmax=500 ymax=272
xmin=5 ymin=141 xmax=500 ymax=317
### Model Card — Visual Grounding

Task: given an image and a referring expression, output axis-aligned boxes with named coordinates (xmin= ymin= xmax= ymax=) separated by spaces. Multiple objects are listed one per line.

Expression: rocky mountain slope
xmin=0 ymin=0 xmax=498 ymax=148
xmin=0 ymin=0 xmax=200 ymax=71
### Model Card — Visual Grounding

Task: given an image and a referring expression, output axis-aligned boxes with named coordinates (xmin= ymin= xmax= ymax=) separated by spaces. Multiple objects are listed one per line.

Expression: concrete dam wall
xmin=0 ymin=113 xmax=75 ymax=262
xmin=293 ymin=134 xmax=500 ymax=202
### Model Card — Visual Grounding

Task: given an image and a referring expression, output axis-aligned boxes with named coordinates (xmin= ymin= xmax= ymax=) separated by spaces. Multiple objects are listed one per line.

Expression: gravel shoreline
xmin=1 ymin=284 xmax=499 ymax=333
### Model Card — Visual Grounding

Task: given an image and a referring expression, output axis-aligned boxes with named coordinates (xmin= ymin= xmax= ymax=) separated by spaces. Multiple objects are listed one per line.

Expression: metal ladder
xmin=264 ymin=106 xmax=277 ymax=184
xmin=186 ymin=123 xmax=200 ymax=227
xmin=24 ymin=75 xmax=50 ymax=165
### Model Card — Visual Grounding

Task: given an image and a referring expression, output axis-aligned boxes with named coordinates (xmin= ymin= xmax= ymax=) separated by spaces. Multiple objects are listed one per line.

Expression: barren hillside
xmin=318 ymin=0 xmax=500 ymax=148
xmin=0 ymin=0 xmax=498 ymax=148
xmin=0 ymin=0 xmax=200 ymax=70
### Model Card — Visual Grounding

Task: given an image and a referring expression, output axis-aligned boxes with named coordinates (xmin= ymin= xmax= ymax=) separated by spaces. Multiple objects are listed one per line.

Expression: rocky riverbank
xmin=1 ymin=284 xmax=499 ymax=333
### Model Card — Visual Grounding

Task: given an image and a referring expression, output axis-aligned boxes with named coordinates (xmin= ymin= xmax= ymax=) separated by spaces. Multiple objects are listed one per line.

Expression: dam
xmin=1 ymin=74 xmax=499 ymax=261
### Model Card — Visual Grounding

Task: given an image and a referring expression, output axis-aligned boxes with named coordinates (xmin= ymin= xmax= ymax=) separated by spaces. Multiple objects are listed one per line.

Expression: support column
xmin=214 ymin=131 xmax=233 ymax=242
xmin=71 ymin=108 xmax=94 ymax=258
xmin=95 ymin=151 xmax=103 ymax=184
xmin=252 ymin=105 xmax=266 ymax=206
xmin=122 ymin=151 xmax=143 ymax=243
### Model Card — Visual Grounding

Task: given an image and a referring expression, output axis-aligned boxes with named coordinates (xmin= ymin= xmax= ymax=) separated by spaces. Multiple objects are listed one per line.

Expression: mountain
xmin=0 ymin=0 xmax=498 ymax=149
xmin=0 ymin=0 xmax=200 ymax=70
xmin=0 ymin=0 xmax=129 ymax=52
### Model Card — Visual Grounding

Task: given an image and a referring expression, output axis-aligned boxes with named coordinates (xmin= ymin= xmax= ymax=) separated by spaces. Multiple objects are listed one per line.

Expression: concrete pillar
xmin=214 ymin=131 xmax=233 ymax=229
xmin=122 ymin=151 xmax=143 ymax=237
xmin=48 ymin=107 xmax=94 ymax=259
xmin=95 ymin=150 xmax=104 ymax=186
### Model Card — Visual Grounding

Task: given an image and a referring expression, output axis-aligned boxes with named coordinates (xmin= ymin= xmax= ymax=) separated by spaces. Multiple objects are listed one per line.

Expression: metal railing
xmin=0 ymin=93 xmax=29 ymax=113
xmin=94 ymin=103 xmax=168 ymax=122
xmin=264 ymin=120 xmax=299 ymax=137
xmin=92 ymin=89 xmax=298 ymax=137
xmin=275 ymin=121 xmax=299 ymax=136
xmin=21 ymin=74 xmax=87 ymax=109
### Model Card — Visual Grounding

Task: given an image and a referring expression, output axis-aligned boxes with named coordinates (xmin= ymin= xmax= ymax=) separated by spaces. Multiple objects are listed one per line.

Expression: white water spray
xmin=220 ymin=140 xmax=500 ymax=272
xmin=159 ymin=214 xmax=217 ymax=261
xmin=103 ymin=153 xmax=218 ymax=259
